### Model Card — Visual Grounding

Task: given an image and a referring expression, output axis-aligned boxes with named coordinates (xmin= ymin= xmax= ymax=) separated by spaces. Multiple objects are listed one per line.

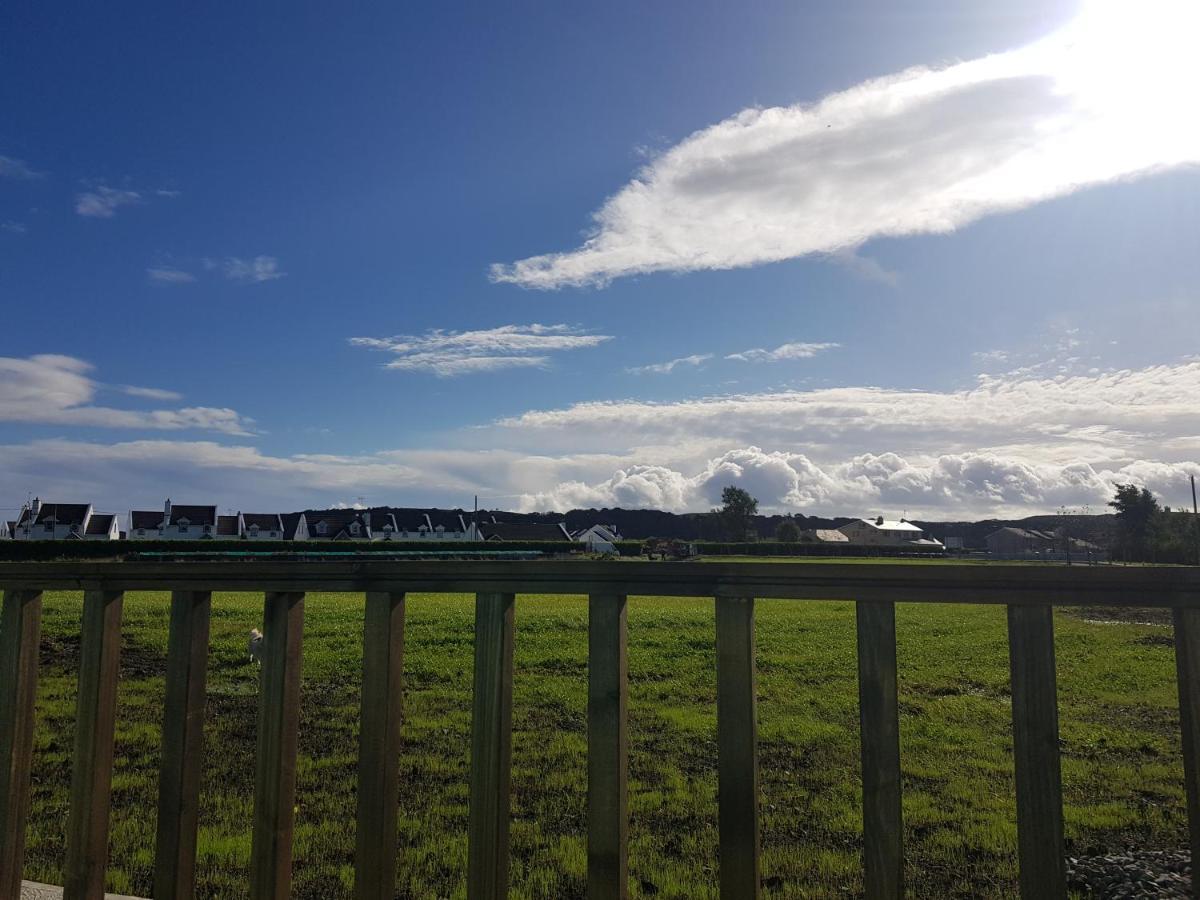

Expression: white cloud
xmin=725 ymin=341 xmax=839 ymax=363
xmin=216 ymin=256 xmax=285 ymax=283
xmin=121 ymin=385 xmax=184 ymax=402
xmin=0 ymin=354 xmax=254 ymax=436
xmin=75 ymin=186 xmax=142 ymax=218
xmin=146 ymin=267 xmax=195 ymax=284
xmin=1 ymin=221 xmax=28 ymax=234
xmin=156 ymin=189 xmax=181 ymax=198
xmin=350 ymin=324 xmax=613 ymax=377
xmin=491 ymin=0 xmax=1200 ymax=288
xmin=0 ymin=155 xmax=42 ymax=180
xmin=626 ymin=354 xmax=713 ymax=375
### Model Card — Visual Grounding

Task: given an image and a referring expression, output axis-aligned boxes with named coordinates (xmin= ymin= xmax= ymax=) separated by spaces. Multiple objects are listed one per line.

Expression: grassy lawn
xmin=16 ymin=585 xmax=1188 ymax=898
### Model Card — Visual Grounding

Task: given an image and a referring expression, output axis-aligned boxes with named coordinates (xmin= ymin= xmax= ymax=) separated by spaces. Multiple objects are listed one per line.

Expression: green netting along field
xmin=17 ymin=588 xmax=1188 ymax=898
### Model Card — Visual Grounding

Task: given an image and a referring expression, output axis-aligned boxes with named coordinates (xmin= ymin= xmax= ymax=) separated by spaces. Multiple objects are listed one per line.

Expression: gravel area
xmin=1066 ymin=850 xmax=1191 ymax=898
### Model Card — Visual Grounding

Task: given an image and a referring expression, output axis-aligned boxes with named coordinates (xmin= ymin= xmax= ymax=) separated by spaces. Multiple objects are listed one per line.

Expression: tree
xmin=1108 ymin=483 xmax=1162 ymax=560
xmin=717 ymin=485 xmax=758 ymax=542
xmin=775 ymin=518 xmax=803 ymax=542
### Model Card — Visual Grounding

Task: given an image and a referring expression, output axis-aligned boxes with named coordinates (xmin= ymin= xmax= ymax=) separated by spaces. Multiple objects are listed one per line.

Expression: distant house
xmin=11 ymin=498 xmax=117 ymax=541
xmin=985 ymin=527 xmax=1057 ymax=557
xmin=239 ymin=513 xmax=285 ymax=540
xmin=216 ymin=515 xmax=241 ymax=538
xmin=305 ymin=509 xmax=375 ymax=540
xmin=83 ymin=513 xmax=120 ymax=541
xmin=478 ymin=521 xmax=573 ymax=542
xmin=838 ymin=516 xmax=943 ymax=548
xmin=127 ymin=500 xmax=218 ymax=539
xmin=575 ymin=524 xmax=621 ymax=552
xmin=281 ymin=512 xmax=309 ymax=541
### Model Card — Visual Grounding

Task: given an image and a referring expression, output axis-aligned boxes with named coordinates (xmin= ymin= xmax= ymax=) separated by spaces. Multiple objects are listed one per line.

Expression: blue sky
xmin=3 ymin=0 xmax=1199 ymax=521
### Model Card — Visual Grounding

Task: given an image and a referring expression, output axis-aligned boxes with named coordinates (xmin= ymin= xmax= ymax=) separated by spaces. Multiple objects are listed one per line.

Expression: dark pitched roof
xmin=479 ymin=522 xmax=572 ymax=542
xmin=216 ymin=515 xmax=240 ymax=536
xmin=33 ymin=503 xmax=91 ymax=527
xmin=280 ymin=512 xmax=305 ymax=539
xmin=130 ymin=510 xmax=163 ymax=530
xmin=169 ymin=505 xmax=217 ymax=527
xmin=425 ymin=509 xmax=468 ymax=532
xmin=241 ymin=513 xmax=283 ymax=531
xmin=305 ymin=509 xmax=371 ymax=538
xmin=84 ymin=514 xmax=116 ymax=536
xmin=367 ymin=511 xmax=398 ymax=532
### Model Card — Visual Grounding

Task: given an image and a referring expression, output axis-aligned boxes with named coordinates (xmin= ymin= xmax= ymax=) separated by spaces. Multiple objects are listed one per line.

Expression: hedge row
xmin=693 ymin=541 xmax=946 ymax=557
xmin=0 ymin=539 xmax=646 ymax=561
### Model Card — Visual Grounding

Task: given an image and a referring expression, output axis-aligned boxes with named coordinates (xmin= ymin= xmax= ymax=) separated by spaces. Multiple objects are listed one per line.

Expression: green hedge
xmin=693 ymin=541 xmax=946 ymax=557
xmin=0 ymin=538 xmax=645 ymax=561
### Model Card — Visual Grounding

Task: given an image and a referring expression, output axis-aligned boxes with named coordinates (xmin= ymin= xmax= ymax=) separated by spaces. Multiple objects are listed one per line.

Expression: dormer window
xmin=350 ymin=521 xmax=361 ymax=536
xmin=249 ymin=525 xmax=260 ymax=536
xmin=316 ymin=521 xmax=328 ymax=536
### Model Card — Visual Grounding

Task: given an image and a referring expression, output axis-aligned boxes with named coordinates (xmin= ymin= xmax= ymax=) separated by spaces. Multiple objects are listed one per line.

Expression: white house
xmin=305 ymin=509 xmax=376 ymax=540
xmin=837 ymin=516 xmax=943 ymax=548
xmin=127 ymin=499 xmax=219 ymax=539
xmin=11 ymin=498 xmax=117 ymax=541
xmin=239 ymin=513 xmax=285 ymax=540
xmin=575 ymin=524 xmax=622 ymax=553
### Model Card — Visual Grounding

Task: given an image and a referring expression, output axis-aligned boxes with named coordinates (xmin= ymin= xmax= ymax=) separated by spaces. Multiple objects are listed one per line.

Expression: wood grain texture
xmin=715 ymin=596 xmax=760 ymax=900
xmin=467 ymin=592 xmax=515 ymax=900
xmin=856 ymin=601 xmax=903 ymax=900
xmin=153 ymin=591 xmax=211 ymax=900
xmin=64 ymin=590 xmax=124 ymax=900
xmin=0 ymin=590 xmax=43 ymax=900
xmin=588 ymin=593 xmax=628 ymax=900
xmin=1174 ymin=607 xmax=1200 ymax=879
xmin=1 ymin=560 xmax=1197 ymax=607
xmin=249 ymin=592 xmax=305 ymax=900
xmin=355 ymin=592 xmax=406 ymax=900
xmin=1007 ymin=605 xmax=1066 ymax=900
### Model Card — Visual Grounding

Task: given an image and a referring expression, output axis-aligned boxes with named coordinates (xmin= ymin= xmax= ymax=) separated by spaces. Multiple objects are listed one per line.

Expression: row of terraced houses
xmin=2 ymin=497 xmax=625 ymax=550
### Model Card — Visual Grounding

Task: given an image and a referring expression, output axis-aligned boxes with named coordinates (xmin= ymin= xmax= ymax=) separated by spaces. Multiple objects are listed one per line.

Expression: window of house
xmin=44 ymin=522 xmax=54 ymax=532
xmin=180 ymin=525 xmax=188 ymax=533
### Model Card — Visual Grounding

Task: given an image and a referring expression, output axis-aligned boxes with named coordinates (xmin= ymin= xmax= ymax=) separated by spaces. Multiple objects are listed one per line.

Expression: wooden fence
xmin=1 ymin=560 xmax=1199 ymax=899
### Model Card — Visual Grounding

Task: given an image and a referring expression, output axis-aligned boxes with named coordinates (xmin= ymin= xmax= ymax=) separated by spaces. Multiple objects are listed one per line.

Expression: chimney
xmin=30 ymin=496 xmax=42 ymax=518
xmin=164 ymin=498 xmax=172 ymax=527
xmin=875 ymin=515 xmax=884 ymax=525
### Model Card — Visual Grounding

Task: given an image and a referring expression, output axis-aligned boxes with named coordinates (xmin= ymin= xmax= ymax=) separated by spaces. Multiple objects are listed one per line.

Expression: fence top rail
xmin=1 ymin=559 xmax=1198 ymax=606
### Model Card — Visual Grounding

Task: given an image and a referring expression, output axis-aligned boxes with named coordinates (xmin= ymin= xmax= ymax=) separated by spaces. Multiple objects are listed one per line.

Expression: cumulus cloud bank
xmin=0 ymin=354 xmax=254 ymax=435
xmin=491 ymin=0 xmax=1200 ymax=288
xmin=350 ymin=324 xmax=613 ymax=377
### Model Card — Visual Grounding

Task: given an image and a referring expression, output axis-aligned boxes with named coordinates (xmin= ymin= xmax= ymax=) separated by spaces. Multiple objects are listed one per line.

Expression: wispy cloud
xmin=626 ymin=354 xmax=713 ymax=375
xmin=155 ymin=189 xmax=181 ymax=198
xmin=76 ymin=185 xmax=142 ymax=218
xmin=491 ymin=1 xmax=1200 ymax=287
xmin=0 ymin=354 xmax=254 ymax=435
xmin=146 ymin=266 xmax=196 ymax=284
xmin=725 ymin=341 xmax=839 ymax=363
xmin=0 ymin=155 xmax=43 ymax=180
xmin=121 ymin=385 xmax=185 ymax=401
xmin=350 ymin=324 xmax=613 ymax=377
xmin=211 ymin=255 xmax=285 ymax=283
xmin=1 ymin=221 xmax=28 ymax=235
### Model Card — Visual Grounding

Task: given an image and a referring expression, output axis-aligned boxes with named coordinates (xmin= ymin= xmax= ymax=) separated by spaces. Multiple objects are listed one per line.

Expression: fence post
xmin=355 ymin=592 xmax=406 ymax=900
xmin=468 ymin=592 xmax=515 ymax=900
xmin=856 ymin=601 xmax=903 ymax=899
xmin=0 ymin=589 xmax=43 ymax=900
xmin=1007 ymin=604 xmax=1066 ymax=900
xmin=64 ymin=590 xmax=124 ymax=900
xmin=154 ymin=591 xmax=212 ymax=900
xmin=1174 ymin=607 xmax=1200 ymax=876
xmin=716 ymin=596 xmax=760 ymax=900
xmin=250 ymin=591 xmax=305 ymax=900
xmin=588 ymin=593 xmax=628 ymax=900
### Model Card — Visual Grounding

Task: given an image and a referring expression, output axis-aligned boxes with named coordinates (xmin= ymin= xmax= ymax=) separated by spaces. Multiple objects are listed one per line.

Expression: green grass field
xmin=16 ymin=584 xmax=1189 ymax=898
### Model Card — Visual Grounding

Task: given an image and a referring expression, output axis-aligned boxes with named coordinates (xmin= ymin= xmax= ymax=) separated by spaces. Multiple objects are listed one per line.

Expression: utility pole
xmin=1192 ymin=474 xmax=1198 ymax=567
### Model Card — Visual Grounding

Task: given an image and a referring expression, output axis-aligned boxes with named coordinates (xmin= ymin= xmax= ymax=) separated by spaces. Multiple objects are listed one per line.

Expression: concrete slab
xmin=21 ymin=882 xmax=146 ymax=900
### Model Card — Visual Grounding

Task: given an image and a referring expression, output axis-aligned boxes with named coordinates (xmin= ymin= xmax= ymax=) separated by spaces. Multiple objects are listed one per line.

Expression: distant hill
xmin=298 ymin=504 xmax=1119 ymax=549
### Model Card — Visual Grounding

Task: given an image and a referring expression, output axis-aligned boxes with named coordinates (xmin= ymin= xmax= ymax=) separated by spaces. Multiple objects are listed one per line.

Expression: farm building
xmin=478 ymin=521 xmax=573 ymax=542
xmin=838 ymin=516 xmax=941 ymax=548
xmin=575 ymin=523 xmax=622 ymax=552
xmin=985 ymin=527 xmax=1058 ymax=557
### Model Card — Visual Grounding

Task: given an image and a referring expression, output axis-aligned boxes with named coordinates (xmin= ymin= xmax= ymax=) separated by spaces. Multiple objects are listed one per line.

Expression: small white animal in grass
xmin=248 ymin=628 xmax=264 ymax=665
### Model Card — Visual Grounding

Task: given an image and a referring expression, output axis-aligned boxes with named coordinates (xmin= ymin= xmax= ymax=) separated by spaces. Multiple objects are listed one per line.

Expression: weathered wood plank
xmin=715 ymin=596 xmax=760 ymax=900
xmin=64 ymin=590 xmax=124 ymax=900
xmin=250 ymin=592 xmax=305 ymax=900
xmin=1174 ymin=607 xmax=1200 ymax=878
xmin=153 ymin=591 xmax=212 ymax=900
xmin=467 ymin=592 xmax=515 ymax=900
xmin=1 ymin=589 xmax=43 ymax=900
xmin=588 ymin=593 xmax=628 ymax=900
xmin=1 ymin=560 xmax=1198 ymax=608
xmin=1007 ymin=604 xmax=1066 ymax=900
xmin=856 ymin=601 xmax=903 ymax=899
xmin=355 ymin=592 xmax=406 ymax=900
